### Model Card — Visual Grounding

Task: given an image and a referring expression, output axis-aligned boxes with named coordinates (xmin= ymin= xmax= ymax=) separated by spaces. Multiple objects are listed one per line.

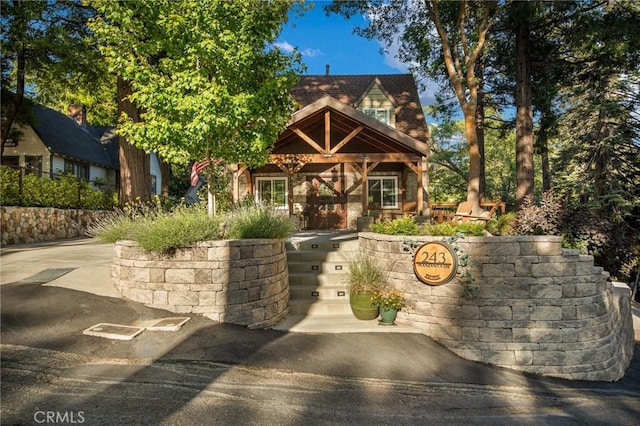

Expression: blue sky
xmin=276 ymin=2 xmax=405 ymax=76
xmin=275 ymin=1 xmax=437 ymax=114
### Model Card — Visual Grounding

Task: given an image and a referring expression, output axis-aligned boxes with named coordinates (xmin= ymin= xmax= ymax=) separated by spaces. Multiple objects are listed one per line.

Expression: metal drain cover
xmin=17 ymin=268 xmax=77 ymax=284
xmin=83 ymin=323 xmax=145 ymax=340
xmin=146 ymin=317 xmax=190 ymax=331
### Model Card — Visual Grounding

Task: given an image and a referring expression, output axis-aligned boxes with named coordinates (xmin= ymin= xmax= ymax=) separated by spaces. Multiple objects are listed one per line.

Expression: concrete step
xmin=286 ymin=250 xmax=349 ymax=263
xmin=288 ymin=261 xmax=348 ymax=274
xmin=288 ymin=272 xmax=347 ymax=287
xmin=289 ymin=299 xmax=352 ymax=316
xmin=289 ymin=284 xmax=349 ymax=301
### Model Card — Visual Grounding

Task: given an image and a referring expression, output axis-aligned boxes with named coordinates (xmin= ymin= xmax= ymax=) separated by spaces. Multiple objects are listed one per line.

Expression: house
xmin=1 ymin=101 xmax=163 ymax=195
xmin=232 ymin=73 xmax=430 ymax=230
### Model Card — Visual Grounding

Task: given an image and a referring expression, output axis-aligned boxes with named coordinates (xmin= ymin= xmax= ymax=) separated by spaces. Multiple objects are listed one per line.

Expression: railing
xmin=428 ymin=201 xmax=506 ymax=223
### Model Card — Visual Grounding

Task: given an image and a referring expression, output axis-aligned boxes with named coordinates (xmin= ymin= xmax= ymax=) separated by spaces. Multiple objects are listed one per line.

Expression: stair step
xmin=286 ymin=250 xmax=350 ymax=262
xmin=286 ymin=239 xmax=359 ymax=252
xmin=289 ymin=299 xmax=352 ymax=316
xmin=288 ymin=272 xmax=347 ymax=287
xmin=290 ymin=285 xmax=350 ymax=301
xmin=288 ymin=261 xmax=348 ymax=274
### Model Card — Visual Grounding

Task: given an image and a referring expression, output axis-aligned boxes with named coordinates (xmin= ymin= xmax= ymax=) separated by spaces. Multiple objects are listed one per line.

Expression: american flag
xmin=190 ymin=158 xmax=223 ymax=186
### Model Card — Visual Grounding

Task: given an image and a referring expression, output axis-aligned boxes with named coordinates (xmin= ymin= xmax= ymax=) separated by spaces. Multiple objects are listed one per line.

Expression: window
xmin=151 ymin=175 xmax=157 ymax=195
xmin=1 ymin=156 xmax=19 ymax=168
xmin=256 ymin=177 xmax=288 ymax=210
xmin=367 ymin=176 xmax=398 ymax=209
xmin=363 ymin=108 xmax=390 ymax=125
xmin=64 ymin=159 xmax=89 ymax=180
xmin=25 ymin=156 xmax=43 ymax=177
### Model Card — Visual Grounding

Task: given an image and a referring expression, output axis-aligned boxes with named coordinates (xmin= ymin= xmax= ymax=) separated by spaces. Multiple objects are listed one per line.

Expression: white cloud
xmin=274 ymin=41 xmax=295 ymax=53
xmin=301 ymin=48 xmax=323 ymax=58
xmin=275 ymin=40 xmax=323 ymax=58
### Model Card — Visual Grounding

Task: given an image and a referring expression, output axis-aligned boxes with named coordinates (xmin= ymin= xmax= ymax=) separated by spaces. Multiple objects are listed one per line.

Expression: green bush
xmin=0 ymin=166 xmax=20 ymax=205
xmin=89 ymin=202 xmax=294 ymax=253
xmin=0 ymin=166 xmax=116 ymax=209
xmin=225 ymin=203 xmax=295 ymax=239
xmin=135 ymin=205 xmax=222 ymax=253
xmin=423 ymin=222 xmax=485 ymax=236
xmin=485 ymin=212 xmax=517 ymax=236
xmin=369 ymin=214 xmax=420 ymax=235
xmin=369 ymin=215 xmax=485 ymax=237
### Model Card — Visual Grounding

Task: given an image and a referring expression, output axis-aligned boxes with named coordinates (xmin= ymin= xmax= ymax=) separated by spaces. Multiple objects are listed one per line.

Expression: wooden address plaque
xmin=413 ymin=241 xmax=458 ymax=286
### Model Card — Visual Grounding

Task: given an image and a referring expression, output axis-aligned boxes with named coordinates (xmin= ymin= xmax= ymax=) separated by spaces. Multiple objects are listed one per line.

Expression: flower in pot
xmin=371 ymin=288 xmax=406 ymax=325
xmin=344 ymin=253 xmax=388 ymax=320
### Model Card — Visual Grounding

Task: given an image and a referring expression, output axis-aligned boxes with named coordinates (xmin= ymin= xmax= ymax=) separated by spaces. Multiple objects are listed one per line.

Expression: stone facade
xmin=112 ymin=239 xmax=289 ymax=329
xmin=359 ymin=233 xmax=635 ymax=381
xmin=1 ymin=206 xmax=111 ymax=245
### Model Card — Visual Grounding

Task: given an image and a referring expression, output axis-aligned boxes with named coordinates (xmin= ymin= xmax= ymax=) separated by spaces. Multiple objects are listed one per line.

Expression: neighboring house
xmin=232 ymin=73 xmax=430 ymax=230
xmin=1 ymin=101 xmax=163 ymax=195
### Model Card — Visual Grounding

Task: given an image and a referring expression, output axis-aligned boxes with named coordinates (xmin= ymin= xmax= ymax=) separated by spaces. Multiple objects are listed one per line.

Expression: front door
xmin=306 ymin=171 xmax=347 ymax=230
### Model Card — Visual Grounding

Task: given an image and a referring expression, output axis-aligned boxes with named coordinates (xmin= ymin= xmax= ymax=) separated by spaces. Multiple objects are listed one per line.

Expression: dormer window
xmin=363 ymin=108 xmax=390 ymax=125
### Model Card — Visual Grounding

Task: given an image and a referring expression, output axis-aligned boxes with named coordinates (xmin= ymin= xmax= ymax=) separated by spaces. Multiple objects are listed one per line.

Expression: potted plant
xmin=371 ymin=288 xmax=406 ymax=325
xmin=344 ymin=253 xmax=388 ymax=320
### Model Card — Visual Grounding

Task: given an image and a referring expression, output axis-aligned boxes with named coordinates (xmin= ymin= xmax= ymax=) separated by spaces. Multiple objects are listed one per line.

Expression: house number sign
xmin=413 ymin=241 xmax=458 ymax=286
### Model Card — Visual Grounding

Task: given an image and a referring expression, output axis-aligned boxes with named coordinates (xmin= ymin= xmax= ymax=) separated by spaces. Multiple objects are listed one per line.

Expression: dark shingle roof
xmin=28 ymin=103 xmax=118 ymax=169
xmin=290 ymin=74 xmax=429 ymax=143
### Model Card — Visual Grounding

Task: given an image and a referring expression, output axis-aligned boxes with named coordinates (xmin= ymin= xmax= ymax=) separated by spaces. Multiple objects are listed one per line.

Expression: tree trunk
xmin=159 ymin=156 xmax=170 ymax=198
xmin=117 ymin=76 xmax=150 ymax=204
xmin=1 ymin=46 xmax=26 ymax=157
xmin=475 ymin=64 xmax=486 ymax=203
xmin=464 ymin=105 xmax=482 ymax=213
xmin=515 ymin=21 xmax=535 ymax=209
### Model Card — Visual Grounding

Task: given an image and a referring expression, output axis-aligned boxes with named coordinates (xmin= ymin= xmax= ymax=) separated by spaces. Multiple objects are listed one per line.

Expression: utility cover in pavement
xmin=146 ymin=317 xmax=190 ymax=331
xmin=17 ymin=267 xmax=77 ymax=284
xmin=83 ymin=323 xmax=145 ymax=340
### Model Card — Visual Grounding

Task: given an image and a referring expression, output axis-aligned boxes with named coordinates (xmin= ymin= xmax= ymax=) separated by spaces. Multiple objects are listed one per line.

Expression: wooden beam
xmin=330 ymin=125 xmax=364 ymax=154
xmin=292 ymin=128 xmax=324 ymax=153
xmin=325 ymin=110 xmax=331 ymax=153
xmin=416 ymin=159 xmax=423 ymax=215
xmin=403 ymin=161 xmax=419 ymax=175
xmin=362 ymin=160 xmax=368 ymax=213
xmin=270 ymin=152 xmax=420 ymax=164
xmin=368 ymin=162 xmax=380 ymax=173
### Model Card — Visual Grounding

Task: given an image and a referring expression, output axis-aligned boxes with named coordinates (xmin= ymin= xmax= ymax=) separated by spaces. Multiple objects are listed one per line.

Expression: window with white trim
xmin=256 ymin=177 xmax=288 ymax=210
xmin=363 ymin=108 xmax=390 ymax=125
xmin=367 ymin=176 xmax=398 ymax=209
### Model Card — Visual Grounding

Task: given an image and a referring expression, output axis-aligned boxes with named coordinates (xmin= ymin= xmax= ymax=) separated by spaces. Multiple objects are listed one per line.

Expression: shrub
xmin=344 ymin=252 xmax=388 ymax=294
xmin=0 ymin=166 xmax=20 ymax=205
xmin=369 ymin=214 xmax=420 ymax=235
xmin=485 ymin=212 xmax=517 ymax=236
xmin=423 ymin=222 xmax=485 ymax=236
xmin=224 ymin=203 xmax=295 ymax=239
xmin=514 ymin=190 xmax=564 ymax=235
xmin=135 ymin=205 xmax=222 ymax=253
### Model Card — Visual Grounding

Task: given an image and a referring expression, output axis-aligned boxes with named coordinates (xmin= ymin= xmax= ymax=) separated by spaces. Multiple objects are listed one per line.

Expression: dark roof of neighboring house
xmin=27 ymin=102 xmax=118 ymax=170
xmin=290 ymin=74 xmax=429 ymax=143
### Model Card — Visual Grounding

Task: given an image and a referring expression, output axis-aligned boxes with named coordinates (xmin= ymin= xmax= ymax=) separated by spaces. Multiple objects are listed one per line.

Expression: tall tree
xmin=0 ymin=0 xmax=97 ymax=155
xmin=90 ymin=0 xmax=302 ymax=213
xmin=329 ymin=0 xmax=502 ymax=214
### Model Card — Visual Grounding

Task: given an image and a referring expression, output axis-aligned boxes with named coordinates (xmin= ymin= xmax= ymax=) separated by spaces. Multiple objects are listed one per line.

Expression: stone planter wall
xmin=359 ymin=233 xmax=635 ymax=381
xmin=112 ymin=239 xmax=289 ymax=329
xmin=1 ymin=206 xmax=111 ymax=245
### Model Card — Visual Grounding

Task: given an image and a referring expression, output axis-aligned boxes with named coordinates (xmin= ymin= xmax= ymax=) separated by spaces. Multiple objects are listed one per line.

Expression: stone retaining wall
xmin=359 ymin=233 xmax=635 ymax=381
xmin=112 ymin=239 xmax=289 ymax=329
xmin=1 ymin=206 xmax=111 ymax=245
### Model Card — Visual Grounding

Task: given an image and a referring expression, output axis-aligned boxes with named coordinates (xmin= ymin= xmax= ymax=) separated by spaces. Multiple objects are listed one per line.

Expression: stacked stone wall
xmin=112 ymin=239 xmax=289 ymax=329
xmin=1 ymin=206 xmax=110 ymax=245
xmin=359 ymin=233 xmax=635 ymax=381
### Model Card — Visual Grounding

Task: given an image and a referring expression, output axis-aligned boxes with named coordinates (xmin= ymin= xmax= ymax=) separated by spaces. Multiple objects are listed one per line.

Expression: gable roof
xmin=289 ymin=74 xmax=429 ymax=143
xmin=27 ymin=102 xmax=118 ymax=170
